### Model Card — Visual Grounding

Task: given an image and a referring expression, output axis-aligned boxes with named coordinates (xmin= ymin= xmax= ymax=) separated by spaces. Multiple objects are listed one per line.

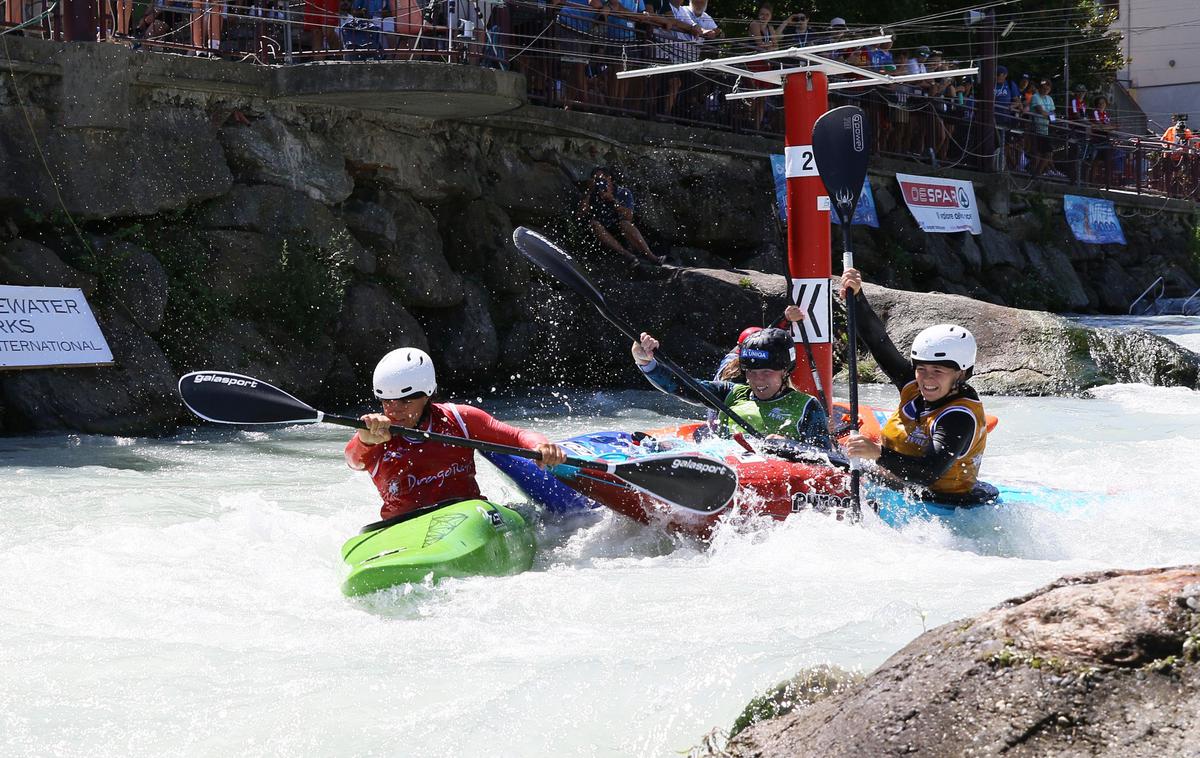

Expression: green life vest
xmin=719 ymin=384 xmax=818 ymax=439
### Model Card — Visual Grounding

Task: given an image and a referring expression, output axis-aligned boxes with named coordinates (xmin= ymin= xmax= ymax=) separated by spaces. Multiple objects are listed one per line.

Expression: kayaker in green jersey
xmin=631 ymin=327 xmax=832 ymax=449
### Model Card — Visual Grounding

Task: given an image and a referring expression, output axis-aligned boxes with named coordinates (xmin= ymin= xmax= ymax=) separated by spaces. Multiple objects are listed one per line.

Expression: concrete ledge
xmin=270 ymin=61 xmax=525 ymax=118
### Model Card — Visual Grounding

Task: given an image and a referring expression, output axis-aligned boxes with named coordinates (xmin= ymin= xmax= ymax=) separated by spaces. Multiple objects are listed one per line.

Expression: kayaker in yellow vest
xmin=840 ymin=269 xmax=988 ymax=497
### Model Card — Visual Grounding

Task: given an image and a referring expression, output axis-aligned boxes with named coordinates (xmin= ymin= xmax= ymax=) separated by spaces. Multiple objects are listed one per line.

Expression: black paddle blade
xmin=614 ymin=454 xmax=738 ymax=514
xmin=812 ymin=105 xmax=871 ymax=226
xmin=512 ymin=227 xmax=609 ymax=309
xmin=178 ymin=371 xmax=321 ymax=425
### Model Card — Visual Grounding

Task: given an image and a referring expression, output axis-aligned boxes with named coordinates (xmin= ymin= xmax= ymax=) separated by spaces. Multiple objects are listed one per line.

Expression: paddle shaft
xmin=840 ymin=226 xmax=864 ymax=519
xmin=511 ymin=227 xmax=765 ymax=439
xmin=592 ymin=296 xmax=767 ymax=440
xmin=322 ymin=413 xmax=604 ymax=471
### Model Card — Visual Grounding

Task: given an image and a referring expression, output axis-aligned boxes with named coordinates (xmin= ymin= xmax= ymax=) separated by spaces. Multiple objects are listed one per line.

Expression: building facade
xmin=1115 ymin=0 xmax=1200 ymax=133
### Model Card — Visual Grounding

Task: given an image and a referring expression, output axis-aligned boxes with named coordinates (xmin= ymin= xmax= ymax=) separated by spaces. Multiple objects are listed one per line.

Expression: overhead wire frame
xmin=614 ymin=32 xmax=979 ymax=100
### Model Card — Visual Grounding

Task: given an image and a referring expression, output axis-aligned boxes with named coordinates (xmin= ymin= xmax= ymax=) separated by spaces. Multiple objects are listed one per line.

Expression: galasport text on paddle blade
xmin=812 ymin=105 xmax=871 ymax=225
xmin=178 ymin=371 xmax=321 ymax=425
xmin=613 ymin=453 xmax=739 ymax=514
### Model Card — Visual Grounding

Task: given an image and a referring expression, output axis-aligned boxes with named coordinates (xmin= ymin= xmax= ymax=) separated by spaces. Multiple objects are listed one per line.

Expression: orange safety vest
xmin=880 ymin=381 xmax=988 ymax=495
xmin=1163 ymin=126 xmax=1195 ymax=144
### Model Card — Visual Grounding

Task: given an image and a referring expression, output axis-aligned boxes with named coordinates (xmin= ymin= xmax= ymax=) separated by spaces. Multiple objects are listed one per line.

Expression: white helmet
xmin=910 ymin=324 xmax=976 ymax=371
xmin=373 ymin=348 xmax=437 ymax=399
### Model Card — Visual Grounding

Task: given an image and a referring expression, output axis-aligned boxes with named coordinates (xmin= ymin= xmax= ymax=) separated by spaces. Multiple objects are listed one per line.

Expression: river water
xmin=2 ymin=317 xmax=1199 ymax=757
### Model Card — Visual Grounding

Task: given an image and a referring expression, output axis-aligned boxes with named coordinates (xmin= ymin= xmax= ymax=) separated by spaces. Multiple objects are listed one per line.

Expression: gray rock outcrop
xmin=857 ymin=282 xmax=1200 ymax=395
xmin=722 ymin=566 xmax=1200 ymax=758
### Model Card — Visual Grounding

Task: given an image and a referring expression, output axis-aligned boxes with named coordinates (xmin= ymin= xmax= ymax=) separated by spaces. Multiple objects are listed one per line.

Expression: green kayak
xmin=340 ymin=499 xmax=536 ymax=596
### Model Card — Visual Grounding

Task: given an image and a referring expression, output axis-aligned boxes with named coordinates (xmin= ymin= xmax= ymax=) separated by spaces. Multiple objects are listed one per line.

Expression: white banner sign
xmin=895 ymin=172 xmax=982 ymax=235
xmin=0 ymin=285 xmax=113 ymax=368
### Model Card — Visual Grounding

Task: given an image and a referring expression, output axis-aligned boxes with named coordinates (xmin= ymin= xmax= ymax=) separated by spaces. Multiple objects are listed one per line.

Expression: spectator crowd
xmin=4 ymin=0 xmax=1195 ymax=195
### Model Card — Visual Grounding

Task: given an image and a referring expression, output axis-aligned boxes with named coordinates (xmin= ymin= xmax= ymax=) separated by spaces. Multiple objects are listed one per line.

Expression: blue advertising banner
xmin=1064 ymin=194 xmax=1126 ymax=245
xmin=771 ymin=155 xmax=878 ymax=228
xmin=770 ymin=154 xmax=788 ymax=223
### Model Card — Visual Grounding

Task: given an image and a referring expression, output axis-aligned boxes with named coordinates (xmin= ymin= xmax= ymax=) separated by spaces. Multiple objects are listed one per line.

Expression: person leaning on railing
xmin=1159 ymin=115 xmax=1196 ymax=193
xmin=554 ymin=0 xmax=603 ymax=108
xmin=648 ymin=0 xmax=703 ymax=116
xmin=1087 ymin=95 xmax=1122 ymax=183
xmin=1028 ymin=78 xmax=1062 ymax=178
xmin=597 ymin=0 xmax=650 ymax=106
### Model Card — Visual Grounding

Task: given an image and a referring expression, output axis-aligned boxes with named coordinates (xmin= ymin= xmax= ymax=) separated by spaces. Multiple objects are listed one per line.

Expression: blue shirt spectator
xmin=606 ymin=0 xmax=646 ymax=42
xmin=559 ymin=0 xmax=597 ymax=34
xmin=994 ymin=66 xmax=1019 ymax=124
xmin=869 ymin=43 xmax=894 ymax=72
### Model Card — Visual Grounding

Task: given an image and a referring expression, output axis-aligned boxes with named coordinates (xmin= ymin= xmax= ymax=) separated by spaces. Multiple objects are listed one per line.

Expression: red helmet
xmin=737 ymin=326 xmax=763 ymax=345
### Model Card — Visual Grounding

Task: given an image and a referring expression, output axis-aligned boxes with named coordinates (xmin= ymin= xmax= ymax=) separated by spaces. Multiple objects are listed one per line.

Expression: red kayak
xmin=552 ymin=428 xmax=851 ymax=539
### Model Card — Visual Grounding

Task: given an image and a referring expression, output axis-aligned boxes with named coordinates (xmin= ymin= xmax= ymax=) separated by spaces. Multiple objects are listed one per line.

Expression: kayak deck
xmin=340 ymin=499 xmax=535 ymax=596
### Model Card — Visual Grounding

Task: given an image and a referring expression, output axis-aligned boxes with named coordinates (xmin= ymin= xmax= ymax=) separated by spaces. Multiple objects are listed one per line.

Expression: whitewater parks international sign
xmin=0 ymin=285 xmax=113 ymax=369
xmin=895 ymin=173 xmax=982 ymax=235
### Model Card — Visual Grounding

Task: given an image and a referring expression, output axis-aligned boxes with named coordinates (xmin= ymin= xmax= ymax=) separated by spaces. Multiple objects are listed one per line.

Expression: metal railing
xmin=1129 ymin=277 xmax=1165 ymax=316
xmin=4 ymin=0 xmax=1199 ymax=201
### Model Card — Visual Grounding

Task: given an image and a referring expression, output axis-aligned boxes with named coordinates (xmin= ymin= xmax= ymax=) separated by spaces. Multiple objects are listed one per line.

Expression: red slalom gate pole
xmin=782 ymin=71 xmax=833 ymax=411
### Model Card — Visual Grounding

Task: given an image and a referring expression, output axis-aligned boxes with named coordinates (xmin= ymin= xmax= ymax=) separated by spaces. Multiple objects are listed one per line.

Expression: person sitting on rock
xmin=839 ymin=268 xmax=988 ymax=500
xmin=346 ymin=347 xmax=566 ymax=520
xmin=632 ymin=327 xmax=831 ymax=449
xmin=580 ymin=167 xmax=665 ymax=267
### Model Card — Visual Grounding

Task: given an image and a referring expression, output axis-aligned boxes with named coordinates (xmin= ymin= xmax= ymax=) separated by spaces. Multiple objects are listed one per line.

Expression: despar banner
xmin=1064 ymin=194 xmax=1126 ymax=244
xmin=770 ymin=154 xmax=787 ymax=222
xmin=830 ymin=178 xmax=880 ymax=228
xmin=895 ymin=173 xmax=982 ymax=234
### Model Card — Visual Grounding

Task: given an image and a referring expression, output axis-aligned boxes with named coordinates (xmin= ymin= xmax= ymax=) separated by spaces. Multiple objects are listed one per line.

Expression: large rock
xmin=0 ymin=107 xmax=232 ymax=220
xmin=330 ymin=281 xmax=427 ymax=400
xmin=341 ymin=200 xmax=396 ymax=253
xmin=375 ymin=192 xmax=464 ymax=307
xmin=723 ymin=567 xmax=1200 ymax=758
xmin=218 ymin=114 xmax=353 ymax=205
xmin=444 ymin=200 xmax=530 ymax=297
xmin=978 ymin=224 xmax=1026 ymax=270
xmin=177 ymin=319 xmax=338 ymax=396
xmin=1022 ymin=242 xmax=1090 ymax=311
xmin=617 ymin=150 xmax=774 ymax=255
xmin=197 ymin=183 xmax=372 ymax=275
xmin=0 ymin=309 xmax=180 ymax=435
xmin=482 ymin=143 xmax=577 ymax=223
xmin=106 ymin=242 xmax=169 ymax=333
xmin=857 ymin=282 xmax=1200 ymax=395
xmin=199 ymin=230 xmax=277 ymax=305
xmin=336 ymin=120 xmax=483 ymax=203
xmin=417 ymin=279 xmax=500 ymax=382
xmin=0 ymin=239 xmax=97 ymax=294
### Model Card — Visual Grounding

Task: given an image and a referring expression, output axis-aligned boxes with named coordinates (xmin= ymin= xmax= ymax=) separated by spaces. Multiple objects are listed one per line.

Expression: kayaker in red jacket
xmin=345 ymin=347 xmax=566 ymax=520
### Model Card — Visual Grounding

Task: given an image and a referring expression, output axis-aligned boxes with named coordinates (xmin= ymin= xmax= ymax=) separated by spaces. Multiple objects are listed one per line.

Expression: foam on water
xmin=2 ymin=318 xmax=1199 ymax=756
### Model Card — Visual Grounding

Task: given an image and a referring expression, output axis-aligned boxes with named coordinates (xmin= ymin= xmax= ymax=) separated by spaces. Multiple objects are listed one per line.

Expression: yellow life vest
xmin=880 ymin=381 xmax=987 ymax=495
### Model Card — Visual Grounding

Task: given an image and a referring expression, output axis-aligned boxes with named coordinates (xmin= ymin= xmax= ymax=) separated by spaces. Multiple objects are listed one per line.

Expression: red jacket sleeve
xmin=345 ymin=432 xmax=384 ymax=471
xmin=454 ymin=405 xmax=548 ymax=449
